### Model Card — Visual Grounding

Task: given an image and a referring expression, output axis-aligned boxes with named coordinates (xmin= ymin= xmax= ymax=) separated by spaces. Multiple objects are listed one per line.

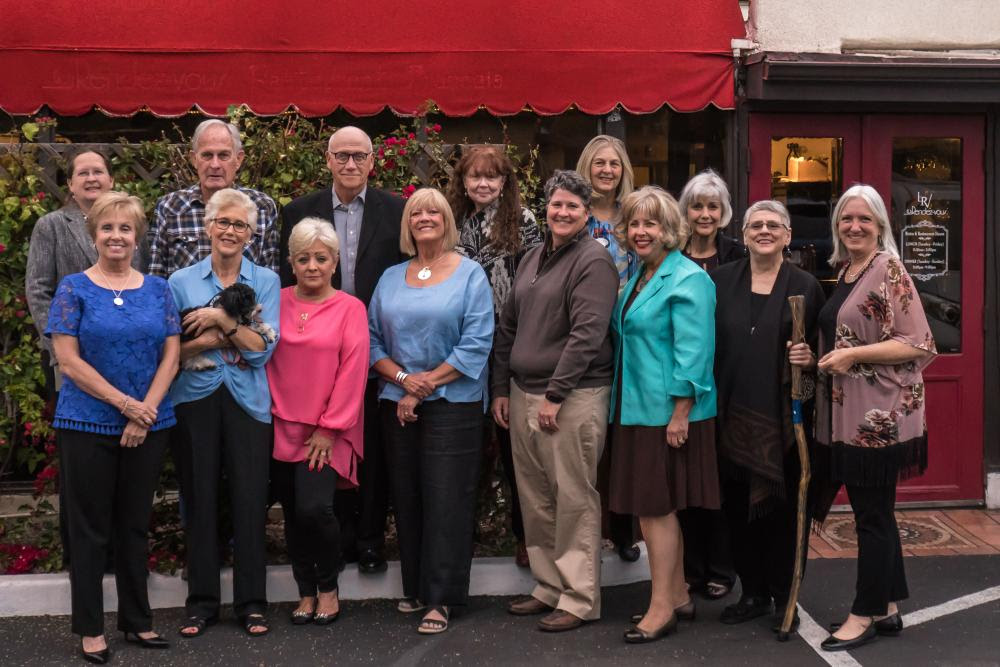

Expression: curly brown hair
xmin=446 ymin=145 xmax=524 ymax=254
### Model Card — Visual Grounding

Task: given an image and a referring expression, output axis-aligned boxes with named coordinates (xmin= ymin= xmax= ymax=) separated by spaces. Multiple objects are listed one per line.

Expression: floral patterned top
xmin=815 ymin=252 xmax=937 ymax=486
xmin=457 ymin=202 xmax=542 ymax=320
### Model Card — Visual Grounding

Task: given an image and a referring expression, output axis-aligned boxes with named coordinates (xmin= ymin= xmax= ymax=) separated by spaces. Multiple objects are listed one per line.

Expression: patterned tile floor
xmin=809 ymin=508 xmax=1000 ymax=558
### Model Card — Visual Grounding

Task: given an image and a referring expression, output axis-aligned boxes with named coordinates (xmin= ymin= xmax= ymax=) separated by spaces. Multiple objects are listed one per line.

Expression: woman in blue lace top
xmin=46 ymin=191 xmax=180 ymax=662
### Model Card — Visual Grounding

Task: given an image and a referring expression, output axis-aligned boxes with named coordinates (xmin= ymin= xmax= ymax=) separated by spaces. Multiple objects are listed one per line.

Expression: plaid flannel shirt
xmin=147 ymin=184 xmax=280 ymax=277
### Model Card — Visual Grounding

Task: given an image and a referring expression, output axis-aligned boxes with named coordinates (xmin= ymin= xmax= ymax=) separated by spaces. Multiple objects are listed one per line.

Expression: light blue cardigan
xmin=610 ymin=249 xmax=717 ymax=426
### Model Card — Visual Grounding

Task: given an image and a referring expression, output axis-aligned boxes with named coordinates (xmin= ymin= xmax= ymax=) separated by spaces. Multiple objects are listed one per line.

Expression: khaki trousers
xmin=509 ymin=384 xmax=610 ymax=620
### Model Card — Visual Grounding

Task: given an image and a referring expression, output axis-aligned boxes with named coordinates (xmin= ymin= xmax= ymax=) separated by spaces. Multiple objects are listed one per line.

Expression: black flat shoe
xmin=631 ymin=600 xmax=695 ymax=625
xmin=123 ymin=631 xmax=169 ymax=649
xmin=720 ymin=597 xmax=773 ymax=625
xmin=290 ymin=609 xmax=315 ymax=625
xmin=821 ymin=621 xmax=877 ymax=652
xmin=313 ymin=610 xmax=340 ymax=625
xmin=829 ymin=612 xmax=903 ymax=636
xmin=358 ymin=548 xmax=388 ymax=574
xmin=617 ymin=543 xmax=641 ymax=563
xmin=80 ymin=641 xmax=110 ymax=664
xmin=624 ymin=614 xmax=678 ymax=644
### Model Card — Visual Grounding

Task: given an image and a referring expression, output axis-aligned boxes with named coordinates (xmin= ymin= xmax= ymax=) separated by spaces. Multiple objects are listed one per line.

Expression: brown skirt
xmin=608 ymin=418 xmax=721 ymax=517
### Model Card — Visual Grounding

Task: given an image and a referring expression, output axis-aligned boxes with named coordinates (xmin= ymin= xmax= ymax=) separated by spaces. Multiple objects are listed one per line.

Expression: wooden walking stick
xmin=777 ymin=294 xmax=810 ymax=642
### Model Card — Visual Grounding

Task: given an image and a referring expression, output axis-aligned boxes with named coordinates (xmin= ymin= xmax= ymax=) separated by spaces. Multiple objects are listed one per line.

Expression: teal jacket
xmin=611 ymin=249 xmax=717 ymax=426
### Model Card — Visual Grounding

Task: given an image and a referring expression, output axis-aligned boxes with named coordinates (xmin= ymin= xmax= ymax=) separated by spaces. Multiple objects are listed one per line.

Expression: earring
xmin=877 ymin=234 xmax=883 ymax=247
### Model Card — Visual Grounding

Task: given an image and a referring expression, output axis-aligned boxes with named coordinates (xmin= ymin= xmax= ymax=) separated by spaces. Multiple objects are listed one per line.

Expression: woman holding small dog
xmin=266 ymin=217 xmax=369 ymax=626
xmin=368 ymin=187 xmax=493 ymax=634
xmin=168 ymin=188 xmax=280 ymax=639
xmin=46 ymin=191 xmax=179 ymax=663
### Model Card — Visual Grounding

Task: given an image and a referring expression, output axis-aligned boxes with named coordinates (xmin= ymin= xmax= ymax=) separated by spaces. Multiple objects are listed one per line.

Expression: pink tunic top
xmin=266 ymin=288 xmax=370 ymax=486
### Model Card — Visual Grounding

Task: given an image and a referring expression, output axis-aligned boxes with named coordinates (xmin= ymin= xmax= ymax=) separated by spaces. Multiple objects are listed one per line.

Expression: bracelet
xmin=395 ymin=370 xmax=409 ymax=385
xmin=120 ymin=396 xmax=130 ymax=415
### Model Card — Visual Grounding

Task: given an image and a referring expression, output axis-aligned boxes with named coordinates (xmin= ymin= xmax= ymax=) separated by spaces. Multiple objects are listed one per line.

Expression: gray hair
xmin=828 ymin=184 xmax=900 ymax=265
xmin=288 ymin=217 xmax=340 ymax=259
xmin=678 ymin=169 xmax=734 ymax=229
xmin=328 ymin=125 xmax=373 ymax=152
xmin=204 ymin=188 xmax=258 ymax=235
xmin=191 ymin=119 xmax=243 ymax=154
xmin=742 ymin=200 xmax=791 ymax=230
xmin=544 ymin=170 xmax=592 ymax=208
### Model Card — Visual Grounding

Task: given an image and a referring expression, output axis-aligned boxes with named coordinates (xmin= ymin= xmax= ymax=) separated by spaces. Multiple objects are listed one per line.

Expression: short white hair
xmin=742 ymin=200 xmax=791 ymax=230
xmin=678 ymin=169 xmax=733 ymax=229
xmin=288 ymin=217 xmax=340 ymax=258
xmin=192 ymin=119 xmax=243 ymax=153
xmin=828 ymin=184 xmax=900 ymax=265
xmin=204 ymin=188 xmax=258 ymax=234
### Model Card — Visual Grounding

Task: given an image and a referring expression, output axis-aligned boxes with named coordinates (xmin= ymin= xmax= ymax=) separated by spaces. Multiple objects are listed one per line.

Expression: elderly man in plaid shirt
xmin=147 ymin=119 xmax=279 ymax=277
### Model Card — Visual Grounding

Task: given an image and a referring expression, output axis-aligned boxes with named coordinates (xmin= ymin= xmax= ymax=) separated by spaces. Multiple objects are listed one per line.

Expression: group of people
xmin=26 ymin=123 xmax=936 ymax=663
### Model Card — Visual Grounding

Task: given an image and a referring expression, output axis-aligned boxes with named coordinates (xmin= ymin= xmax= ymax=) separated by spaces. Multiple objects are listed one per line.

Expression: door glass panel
xmin=890 ymin=138 xmax=962 ymax=353
xmin=768 ymin=137 xmax=843 ymax=283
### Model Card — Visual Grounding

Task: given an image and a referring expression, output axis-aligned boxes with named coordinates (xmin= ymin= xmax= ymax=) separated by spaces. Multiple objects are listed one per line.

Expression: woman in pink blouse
xmin=266 ymin=217 xmax=370 ymax=626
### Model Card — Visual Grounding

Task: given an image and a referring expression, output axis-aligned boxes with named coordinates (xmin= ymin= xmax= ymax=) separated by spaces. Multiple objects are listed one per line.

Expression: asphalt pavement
xmin=0 ymin=555 xmax=997 ymax=666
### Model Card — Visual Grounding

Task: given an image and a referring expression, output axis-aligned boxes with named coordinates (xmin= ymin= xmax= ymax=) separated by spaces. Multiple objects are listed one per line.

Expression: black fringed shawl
xmin=711 ymin=259 xmax=825 ymax=518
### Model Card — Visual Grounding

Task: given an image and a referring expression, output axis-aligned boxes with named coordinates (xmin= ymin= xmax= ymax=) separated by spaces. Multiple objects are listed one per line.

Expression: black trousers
xmin=58 ymin=428 xmax=167 ymax=637
xmin=846 ymin=482 xmax=909 ymax=616
xmin=336 ymin=381 xmax=389 ymax=558
xmin=679 ymin=508 xmax=736 ymax=590
xmin=722 ymin=478 xmax=803 ymax=606
xmin=494 ymin=420 xmax=525 ymax=542
xmin=382 ymin=399 xmax=482 ymax=607
xmin=174 ymin=386 xmax=270 ymax=619
xmin=272 ymin=460 xmax=341 ymax=597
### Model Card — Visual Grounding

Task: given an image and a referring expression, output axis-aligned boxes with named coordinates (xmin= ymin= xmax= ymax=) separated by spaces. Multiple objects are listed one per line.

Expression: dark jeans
xmin=58 ymin=428 xmax=167 ymax=636
xmin=174 ymin=386 xmax=270 ymax=619
xmin=679 ymin=507 xmax=736 ymax=590
xmin=382 ymin=398 xmax=482 ymax=607
xmin=272 ymin=460 xmax=341 ymax=597
xmin=847 ymin=482 xmax=909 ymax=616
xmin=722 ymin=477 xmax=804 ymax=606
xmin=495 ymin=420 xmax=524 ymax=542
xmin=336 ymin=381 xmax=388 ymax=558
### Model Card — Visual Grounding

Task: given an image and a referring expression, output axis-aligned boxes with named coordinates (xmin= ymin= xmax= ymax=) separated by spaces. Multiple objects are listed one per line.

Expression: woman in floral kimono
xmin=815 ymin=185 xmax=936 ymax=652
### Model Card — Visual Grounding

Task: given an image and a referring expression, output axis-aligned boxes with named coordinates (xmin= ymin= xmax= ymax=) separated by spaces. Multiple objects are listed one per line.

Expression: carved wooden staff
xmin=777 ymin=294 xmax=810 ymax=641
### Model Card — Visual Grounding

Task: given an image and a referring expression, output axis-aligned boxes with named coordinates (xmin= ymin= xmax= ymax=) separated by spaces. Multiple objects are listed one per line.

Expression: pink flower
xmin=385 ymin=137 xmax=397 ymax=146
xmin=433 ymin=123 xmax=442 ymax=132
xmin=408 ymin=133 xmax=416 ymax=140
xmin=35 ymin=192 xmax=45 ymax=200
xmin=398 ymin=148 xmax=407 ymax=156
xmin=19 ymin=197 xmax=28 ymax=205
xmin=15 ymin=310 xmax=25 ymax=319
xmin=23 ymin=422 xmax=33 ymax=433
xmin=0 ymin=243 xmax=6 ymax=253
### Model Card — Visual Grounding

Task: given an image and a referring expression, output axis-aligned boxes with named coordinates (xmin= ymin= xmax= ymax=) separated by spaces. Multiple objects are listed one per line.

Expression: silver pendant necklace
xmin=96 ymin=264 xmax=130 ymax=306
xmin=415 ymin=253 xmax=449 ymax=281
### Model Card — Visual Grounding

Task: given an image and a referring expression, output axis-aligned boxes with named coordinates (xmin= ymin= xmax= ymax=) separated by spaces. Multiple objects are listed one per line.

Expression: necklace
xmin=95 ymin=264 xmax=131 ymax=306
xmin=415 ymin=253 xmax=449 ymax=280
xmin=845 ymin=248 xmax=878 ymax=282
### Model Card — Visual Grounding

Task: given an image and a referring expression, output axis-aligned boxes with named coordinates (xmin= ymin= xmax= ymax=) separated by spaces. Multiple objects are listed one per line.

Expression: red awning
xmin=0 ymin=0 xmax=745 ymax=117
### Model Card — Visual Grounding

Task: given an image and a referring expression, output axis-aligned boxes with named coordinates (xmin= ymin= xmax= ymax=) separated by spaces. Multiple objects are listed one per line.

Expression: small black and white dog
xmin=180 ymin=283 xmax=276 ymax=371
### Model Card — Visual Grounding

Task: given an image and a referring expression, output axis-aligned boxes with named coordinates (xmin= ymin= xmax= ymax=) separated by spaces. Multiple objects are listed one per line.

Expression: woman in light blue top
xmin=368 ymin=187 xmax=493 ymax=635
xmin=167 ymin=188 xmax=280 ymax=639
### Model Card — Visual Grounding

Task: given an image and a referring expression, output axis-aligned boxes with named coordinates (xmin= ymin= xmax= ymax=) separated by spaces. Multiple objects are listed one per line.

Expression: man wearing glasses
xmin=148 ymin=119 xmax=279 ymax=277
xmin=279 ymin=125 xmax=405 ymax=575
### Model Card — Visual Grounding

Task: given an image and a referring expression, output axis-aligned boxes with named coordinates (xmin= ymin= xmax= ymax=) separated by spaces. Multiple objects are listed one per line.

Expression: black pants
xmin=382 ymin=399 xmax=482 ymax=607
xmin=679 ymin=508 xmax=736 ymax=590
xmin=722 ymin=477 xmax=804 ymax=606
xmin=336 ymin=381 xmax=389 ymax=558
xmin=58 ymin=428 xmax=167 ymax=636
xmin=495 ymin=420 xmax=524 ymax=542
xmin=272 ymin=460 xmax=341 ymax=597
xmin=174 ymin=386 xmax=270 ymax=619
xmin=846 ymin=482 xmax=908 ymax=616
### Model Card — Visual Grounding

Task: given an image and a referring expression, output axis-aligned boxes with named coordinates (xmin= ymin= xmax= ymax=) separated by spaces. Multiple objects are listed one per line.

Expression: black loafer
xmin=821 ymin=621 xmax=877 ymax=651
xmin=720 ymin=597 xmax=773 ymax=625
xmin=358 ymin=548 xmax=388 ymax=574
xmin=829 ymin=612 xmax=903 ymax=636
xmin=617 ymin=543 xmax=641 ymax=563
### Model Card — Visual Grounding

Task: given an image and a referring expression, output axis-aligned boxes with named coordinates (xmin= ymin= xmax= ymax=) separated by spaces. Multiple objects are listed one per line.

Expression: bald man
xmin=278 ymin=126 xmax=405 ymax=574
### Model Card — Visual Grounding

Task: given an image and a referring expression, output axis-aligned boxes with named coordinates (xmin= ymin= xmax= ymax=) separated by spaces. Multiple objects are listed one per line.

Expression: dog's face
xmin=213 ymin=283 xmax=258 ymax=323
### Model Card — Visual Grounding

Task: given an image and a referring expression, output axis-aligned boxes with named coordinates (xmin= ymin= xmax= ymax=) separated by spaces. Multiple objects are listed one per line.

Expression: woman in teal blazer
xmin=607 ymin=186 xmax=721 ymax=644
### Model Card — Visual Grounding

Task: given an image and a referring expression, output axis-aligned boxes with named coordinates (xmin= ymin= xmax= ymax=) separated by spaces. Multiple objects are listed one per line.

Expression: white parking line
xmin=797 ymin=607 xmax=863 ymax=667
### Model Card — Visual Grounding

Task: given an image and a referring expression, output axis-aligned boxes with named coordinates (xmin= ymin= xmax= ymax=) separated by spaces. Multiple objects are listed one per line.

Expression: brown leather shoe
xmin=508 ymin=596 xmax=553 ymax=616
xmin=538 ymin=610 xmax=584 ymax=632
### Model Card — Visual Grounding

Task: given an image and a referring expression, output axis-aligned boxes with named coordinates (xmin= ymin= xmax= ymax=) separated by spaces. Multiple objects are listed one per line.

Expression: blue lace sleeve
xmin=44 ymin=276 xmax=82 ymax=337
xmin=161 ymin=279 xmax=182 ymax=336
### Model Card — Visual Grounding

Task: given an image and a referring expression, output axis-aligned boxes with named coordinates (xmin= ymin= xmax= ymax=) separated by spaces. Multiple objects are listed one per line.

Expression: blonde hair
xmin=399 ymin=188 xmax=458 ymax=256
xmin=204 ymin=188 xmax=258 ymax=235
xmin=828 ymin=184 xmax=900 ymax=266
xmin=288 ymin=217 xmax=340 ymax=259
xmin=616 ymin=186 xmax=688 ymax=252
xmin=575 ymin=135 xmax=634 ymax=208
xmin=678 ymin=169 xmax=734 ymax=230
xmin=86 ymin=191 xmax=147 ymax=239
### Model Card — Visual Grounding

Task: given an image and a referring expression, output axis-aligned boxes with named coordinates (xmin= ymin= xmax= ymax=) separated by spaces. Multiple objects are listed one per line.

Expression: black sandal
xmin=241 ymin=613 xmax=270 ymax=637
xmin=178 ymin=616 xmax=216 ymax=638
xmin=417 ymin=606 xmax=450 ymax=635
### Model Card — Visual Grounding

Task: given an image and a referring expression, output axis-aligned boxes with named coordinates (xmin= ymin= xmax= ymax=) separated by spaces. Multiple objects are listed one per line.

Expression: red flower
xmin=19 ymin=197 xmax=28 ymax=205
xmin=44 ymin=443 xmax=56 ymax=456
xmin=377 ymin=147 xmax=384 ymax=158
xmin=0 ymin=243 xmax=6 ymax=253
xmin=384 ymin=159 xmax=396 ymax=170
xmin=433 ymin=124 xmax=442 ymax=132
xmin=398 ymin=148 xmax=407 ymax=156
xmin=368 ymin=169 xmax=376 ymax=178
xmin=402 ymin=184 xmax=417 ymax=198
xmin=385 ymin=137 xmax=397 ymax=146
xmin=23 ymin=422 xmax=33 ymax=433
xmin=15 ymin=310 xmax=25 ymax=319
xmin=408 ymin=132 xmax=416 ymax=140
xmin=35 ymin=192 xmax=45 ymax=200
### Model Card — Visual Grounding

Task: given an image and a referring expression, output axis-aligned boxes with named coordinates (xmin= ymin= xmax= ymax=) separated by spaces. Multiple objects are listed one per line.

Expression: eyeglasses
xmin=211 ymin=218 xmax=250 ymax=233
xmin=329 ymin=151 xmax=371 ymax=165
xmin=745 ymin=221 xmax=790 ymax=232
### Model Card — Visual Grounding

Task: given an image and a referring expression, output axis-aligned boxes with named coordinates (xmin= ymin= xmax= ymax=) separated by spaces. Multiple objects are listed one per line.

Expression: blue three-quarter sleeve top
xmin=368 ymin=257 xmax=494 ymax=408
xmin=45 ymin=273 xmax=181 ymax=434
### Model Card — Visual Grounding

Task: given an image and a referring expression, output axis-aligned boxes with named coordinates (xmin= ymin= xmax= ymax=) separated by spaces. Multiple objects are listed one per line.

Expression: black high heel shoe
xmin=80 ymin=640 xmax=110 ymax=664
xmin=624 ymin=614 xmax=678 ymax=644
xmin=123 ymin=631 xmax=170 ymax=649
